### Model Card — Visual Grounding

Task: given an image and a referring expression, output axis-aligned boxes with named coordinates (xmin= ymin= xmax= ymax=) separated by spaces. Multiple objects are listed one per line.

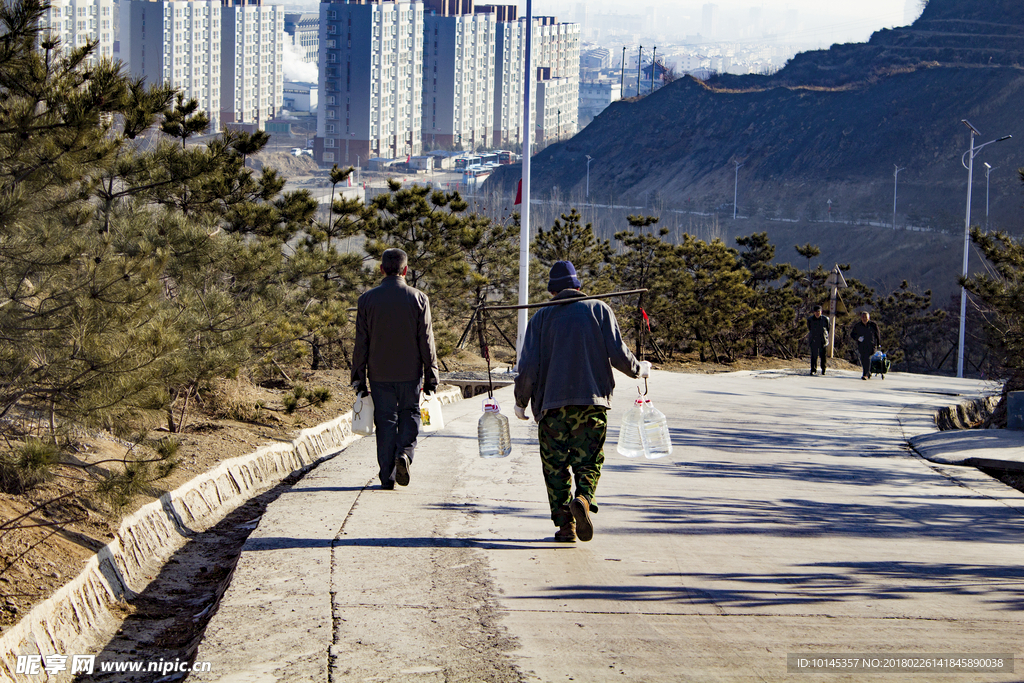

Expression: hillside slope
xmin=487 ymin=0 xmax=1024 ymax=234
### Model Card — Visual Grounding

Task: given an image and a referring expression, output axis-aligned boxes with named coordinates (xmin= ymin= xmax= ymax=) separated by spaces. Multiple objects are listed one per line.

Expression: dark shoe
xmin=554 ymin=519 xmax=576 ymax=542
xmin=821 ymin=369 xmax=826 ymax=375
xmin=395 ymin=454 xmax=410 ymax=487
xmin=809 ymin=370 xmax=815 ymax=376
xmin=861 ymin=376 xmax=868 ymax=380
xmin=570 ymin=495 xmax=593 ymax=542
xmin=380 ymin=481 xmax=395 ymax=490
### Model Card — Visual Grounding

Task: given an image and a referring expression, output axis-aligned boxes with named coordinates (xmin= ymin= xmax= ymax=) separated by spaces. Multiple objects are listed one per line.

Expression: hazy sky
xmin=272 ymin=0 xmax=924 ymax=48
xmin=529 ymin=0 xmax=921 ymax=46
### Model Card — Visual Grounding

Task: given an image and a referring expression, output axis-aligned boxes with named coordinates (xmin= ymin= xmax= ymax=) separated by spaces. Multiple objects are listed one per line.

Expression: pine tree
xmin=672 ymin=236 xmax=754 ymax=363
xmin=610 ymin=216 xmax=674 ymax=358
xmin=874 ymin=281 xmax=945 ymax=372
xmin=736 ymin=233 xmax=800 ymax=358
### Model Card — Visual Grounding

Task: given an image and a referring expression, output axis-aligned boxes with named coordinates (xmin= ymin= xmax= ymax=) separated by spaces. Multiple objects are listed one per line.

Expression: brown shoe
xmin=554 ymin=519 xmax=576 ymax=542
xmin=570 ymin=495 xmax=594 ymax=542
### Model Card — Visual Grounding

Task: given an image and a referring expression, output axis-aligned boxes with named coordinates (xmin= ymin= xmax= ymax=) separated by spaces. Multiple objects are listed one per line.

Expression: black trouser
xmin=858 ymin=343 xmax=874 ymax=377
xmin=369 ymin=379 xmax=422 ymax=485
xmin=810 ymin=342 xmax=827 ymax=373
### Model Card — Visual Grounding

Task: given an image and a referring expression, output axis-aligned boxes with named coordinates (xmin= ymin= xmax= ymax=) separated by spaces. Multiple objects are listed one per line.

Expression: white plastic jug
xmin=420 ymin=394 xmax=444 ymax=433
xmin=352 ymin=393 xmax=374 ymax=436
xmin=639 ymin=399 xmax=672 ymax=459
xmin=478 ymin=397 xmax=511 ymax=458
xmin=616 ymin=398 xmax=646 ymax=458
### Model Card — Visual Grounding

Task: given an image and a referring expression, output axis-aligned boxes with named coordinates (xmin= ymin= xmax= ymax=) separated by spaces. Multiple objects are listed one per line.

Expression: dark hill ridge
xmin=487 ymin=0 xmax=1024 ymax=234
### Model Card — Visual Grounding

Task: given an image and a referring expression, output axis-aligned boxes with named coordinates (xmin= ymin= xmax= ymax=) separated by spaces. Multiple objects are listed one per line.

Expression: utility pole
xmin=650 ymin=46 xmax=657 ymax=94
xmin=636 ymin=45 xmax=642 ymax=97
xmin=620 ymin=46 xmax=626 ymax=98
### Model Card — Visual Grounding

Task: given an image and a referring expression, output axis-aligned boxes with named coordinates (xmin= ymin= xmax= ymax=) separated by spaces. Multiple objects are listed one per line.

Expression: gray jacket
xmin=352 ymin=275 xmax=439 ymax=387
xmin=514 ymin=290 xmax=641 ymax=416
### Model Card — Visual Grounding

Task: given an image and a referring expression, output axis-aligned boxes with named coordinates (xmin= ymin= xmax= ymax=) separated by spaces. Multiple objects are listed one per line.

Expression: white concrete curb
xmin=0 ymin=386 xmax=463 ymax=680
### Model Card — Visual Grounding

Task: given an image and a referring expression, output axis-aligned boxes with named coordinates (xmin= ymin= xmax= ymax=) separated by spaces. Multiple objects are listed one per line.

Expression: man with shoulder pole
xmin=513 ymin=261 xmax=651 ymax=543
xmin=352 ymin=248 xmax=439 ymax=490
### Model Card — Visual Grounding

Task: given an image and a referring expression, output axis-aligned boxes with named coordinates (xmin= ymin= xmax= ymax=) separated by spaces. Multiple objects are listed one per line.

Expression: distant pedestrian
xmin=850 ymin=311 xmax=881 ymax=380
xmin=513 ymin=261 xmax=651 ymax=543
xmin=807 ymin=304 xmax=829 ymax=375
xmin=352 ymin=248 xmax=439 ymax=490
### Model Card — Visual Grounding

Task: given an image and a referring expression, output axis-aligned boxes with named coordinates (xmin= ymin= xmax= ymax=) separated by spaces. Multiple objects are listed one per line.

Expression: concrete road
xmin=193 ymin=368 xmax=1024 ymax=682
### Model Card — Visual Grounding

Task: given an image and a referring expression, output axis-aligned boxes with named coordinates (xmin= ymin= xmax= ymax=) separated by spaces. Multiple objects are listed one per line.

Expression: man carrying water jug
xmin=514 ymin=261 xmax=651 ymax=543
xmin=352 ymin=248 xmax=439 ymax=490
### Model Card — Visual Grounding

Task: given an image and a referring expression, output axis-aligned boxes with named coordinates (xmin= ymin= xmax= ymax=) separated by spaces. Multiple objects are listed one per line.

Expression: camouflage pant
xmin=538 ymin=405 xmax=607 ymax=526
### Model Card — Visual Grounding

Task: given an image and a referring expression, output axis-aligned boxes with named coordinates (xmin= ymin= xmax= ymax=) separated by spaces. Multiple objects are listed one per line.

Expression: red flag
xmin=641 ymin=308 xmax=651 ymax=331
xmin=514 ymin=179 xmax=522 ymax=205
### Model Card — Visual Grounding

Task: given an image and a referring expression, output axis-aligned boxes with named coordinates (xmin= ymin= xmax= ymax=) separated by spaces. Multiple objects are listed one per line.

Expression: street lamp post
xmin=586 ymin=155 xmax=594 ymax=199
xmin=957 ymin=119 xmax=1011 ymax=378
xmin=516 ymin=0 xmax=534 ymax=363
xmin=733 ymin=161 xmax=743 ymax=219
xmin=892 ymin=164 xmax=905 ymax=231
xmin=984 ymin=162 xmax=996 ymax=230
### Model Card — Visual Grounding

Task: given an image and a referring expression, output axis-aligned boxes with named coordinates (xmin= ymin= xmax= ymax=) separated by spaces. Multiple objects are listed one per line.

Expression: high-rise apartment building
xmin=285 ymin=13 xmax=320 ymax=64
xmin=120 ymin=0 xmax=222 ymax=131
xmin=220 ymin=0 xmax=284 ymax=126
xmin=701 ymin=3 xmax=718 ymax=40
xmin=422 ymin=0 xmax=496 ymax=151
xmin=489 ymin=4 xmax=527 ymax=148
xmin=40 ymin=0 xmax=116 ymax=63
xmin=492 ymin=13 xmax=579 ymax=148
xmin=535 ymin=68 xmax=573 ymax=146
xmin=315 ymin=0 xmax=424 ymax=166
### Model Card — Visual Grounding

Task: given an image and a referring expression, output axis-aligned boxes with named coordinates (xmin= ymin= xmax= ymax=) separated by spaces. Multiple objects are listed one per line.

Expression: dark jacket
xmin=807 ymin=314 xmax=830 ymax=347
xmin=514 ymin=289 xmax=641 ymax=416
xmin=850 ymin=320 xmax=880 ymax=349
xmin=351 ymin=275 xmax=439 ymax=387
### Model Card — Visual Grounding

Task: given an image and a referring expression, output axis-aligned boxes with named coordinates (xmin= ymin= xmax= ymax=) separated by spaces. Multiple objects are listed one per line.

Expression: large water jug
xmin=616 ymin=398 xmax=646 ymax=458
xmin=640 ymin=399 xmax=672 ymax=459
xmin=478 ymin=398 xmax=512 ymax=458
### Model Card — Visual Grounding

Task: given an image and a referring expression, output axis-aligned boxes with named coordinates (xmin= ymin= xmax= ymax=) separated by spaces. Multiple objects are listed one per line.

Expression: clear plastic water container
xmin=616 ymin=398 xmax=646 ymax=458
xmin=640 ymin=400 xmax=672 ymax=459
xmin=478 ymin=398 xmax=512 ymax=458
xmin=618 ymin=397 xmax=672 ymax=459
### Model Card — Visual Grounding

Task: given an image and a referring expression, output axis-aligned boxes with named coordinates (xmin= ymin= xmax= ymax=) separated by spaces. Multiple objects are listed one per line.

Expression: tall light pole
xmin=586 ymin=155 xmax=594 ymax=199
xmin=892 ymin=164 xmax=905 ymax=231
xmin=957 ymin=120 xmax=1011 ymax=378
xmin=984 ymin=162 xmax=995 ymax=230
xmin=516 ymin=0 xmax=534 ymax=363
xmin=733 ymin=161 xmax=743 ymax=219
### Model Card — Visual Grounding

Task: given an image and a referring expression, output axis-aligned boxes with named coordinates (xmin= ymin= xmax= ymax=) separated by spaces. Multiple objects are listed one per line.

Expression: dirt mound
xmin=249 ymin=151 xmax=319 ymax=176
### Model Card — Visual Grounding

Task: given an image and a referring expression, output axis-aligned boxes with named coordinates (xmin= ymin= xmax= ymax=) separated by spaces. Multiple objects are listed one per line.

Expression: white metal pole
xmin=985 ymin=163 xmax=993 ymax=230
xmin=733 ymin=162 xmax=742 ymax=220
xmin=516 ymin=1 xmax=533 ymax=365
xmin=586 ymin=155 xmax=593 ymax=198
xmin=957 ymin=131 xmax=975 ymax=379
xmin=892 ymin=165 xmax=904 ymax=231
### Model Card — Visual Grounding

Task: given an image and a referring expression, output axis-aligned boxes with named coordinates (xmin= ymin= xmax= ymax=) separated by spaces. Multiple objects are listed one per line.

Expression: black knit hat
xmin=548 ymin=261 xmax=581 ymax=292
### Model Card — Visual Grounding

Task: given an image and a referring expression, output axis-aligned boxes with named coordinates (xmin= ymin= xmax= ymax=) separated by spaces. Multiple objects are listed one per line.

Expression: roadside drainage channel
xmin=0 ymin=387 xmax=464 ymax=682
